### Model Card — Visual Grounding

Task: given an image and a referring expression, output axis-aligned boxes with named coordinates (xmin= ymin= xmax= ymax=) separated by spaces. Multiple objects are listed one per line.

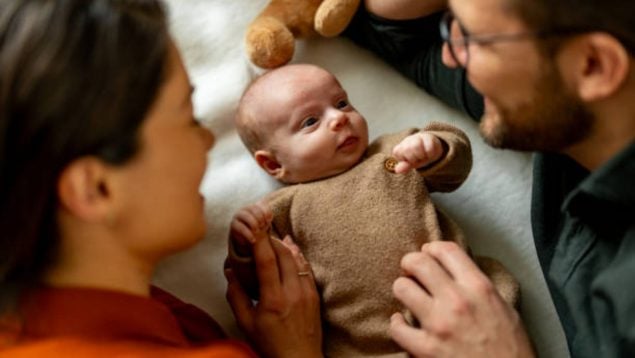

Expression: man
xmin=348 ymin=0 xmax=635 ymax=356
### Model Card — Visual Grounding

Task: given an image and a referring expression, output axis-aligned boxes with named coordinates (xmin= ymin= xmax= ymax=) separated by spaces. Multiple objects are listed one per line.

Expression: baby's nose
xmin=328 ymin=110 xmax=348 ymax=130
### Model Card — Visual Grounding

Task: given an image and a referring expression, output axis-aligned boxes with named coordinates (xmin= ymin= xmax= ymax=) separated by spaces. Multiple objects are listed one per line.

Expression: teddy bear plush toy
xmin=246 ymin=0 xmax=361 ymax=69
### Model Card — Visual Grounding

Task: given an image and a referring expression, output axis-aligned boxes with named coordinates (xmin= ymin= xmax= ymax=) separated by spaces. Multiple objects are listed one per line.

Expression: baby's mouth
xmin=338 ymin=136 xmax=358 ymax=150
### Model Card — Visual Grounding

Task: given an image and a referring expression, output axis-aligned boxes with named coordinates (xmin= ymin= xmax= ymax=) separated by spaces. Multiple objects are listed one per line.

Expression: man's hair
xmin=0 ymin=0 xmax=168 ymax=309
xmin=509 ymin=0 xmax=635 ymax=54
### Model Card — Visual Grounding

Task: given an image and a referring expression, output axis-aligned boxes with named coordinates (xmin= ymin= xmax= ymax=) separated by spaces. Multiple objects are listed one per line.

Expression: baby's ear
xmin=255 ymin=150 xmax=284 ymax=179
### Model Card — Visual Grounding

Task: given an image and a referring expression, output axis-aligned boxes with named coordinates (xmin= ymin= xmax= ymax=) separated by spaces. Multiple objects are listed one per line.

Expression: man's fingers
xmin=389 ymin=312 xmax=440 ymax=357
xmin=392 ymin=276 xmax=432 ymax=321
xmin=422 ymin=242 xmax=483 ymax=284
xmin=401 ymin=251 xmax=453 ymax=296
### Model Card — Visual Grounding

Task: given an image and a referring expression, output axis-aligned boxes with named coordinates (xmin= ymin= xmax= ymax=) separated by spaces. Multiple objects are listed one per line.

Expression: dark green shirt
xmin=532 ymin=141 xmax=635 ymax=357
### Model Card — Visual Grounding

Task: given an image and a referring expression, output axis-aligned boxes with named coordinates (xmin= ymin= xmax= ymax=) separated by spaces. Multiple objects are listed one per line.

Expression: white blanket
xmin=154 ymin=1 xmax=569 ymax=356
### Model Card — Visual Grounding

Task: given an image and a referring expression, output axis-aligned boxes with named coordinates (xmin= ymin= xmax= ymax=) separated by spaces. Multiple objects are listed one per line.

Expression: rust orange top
xmin=0 ymin=286 xmax=256 ymax=357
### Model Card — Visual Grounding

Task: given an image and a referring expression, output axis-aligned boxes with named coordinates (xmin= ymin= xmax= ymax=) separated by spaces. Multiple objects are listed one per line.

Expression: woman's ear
xmin=57 ymin=157 xmax=113 ymax=223
xmin=569 ymin=33 xmax=630 ymax=101
xmin=254 ymin=149 xmax=285 ymax=179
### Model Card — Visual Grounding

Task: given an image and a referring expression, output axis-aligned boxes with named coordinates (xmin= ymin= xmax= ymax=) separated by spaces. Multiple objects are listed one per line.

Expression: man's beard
xmin=479 ymin=64 xmax=594 ymax=152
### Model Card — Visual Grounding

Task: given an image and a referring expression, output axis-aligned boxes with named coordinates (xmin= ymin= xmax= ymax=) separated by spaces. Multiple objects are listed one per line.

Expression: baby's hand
xmin=229 ymin=201 xmax=273 ymax=256
xmin=392 ymin=132 xmax=445 ymax=174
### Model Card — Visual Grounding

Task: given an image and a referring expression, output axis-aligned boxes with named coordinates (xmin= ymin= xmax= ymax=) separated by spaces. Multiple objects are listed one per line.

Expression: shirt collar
xmin=17 ymin=286 xmax=189 ymax=346
xmin=563 ymin=140 xmax=635 ymax=223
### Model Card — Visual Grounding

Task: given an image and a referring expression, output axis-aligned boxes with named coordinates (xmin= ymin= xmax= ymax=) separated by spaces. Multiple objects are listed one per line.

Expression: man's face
xmin=447 ymin=0 xmax=593 ymax=152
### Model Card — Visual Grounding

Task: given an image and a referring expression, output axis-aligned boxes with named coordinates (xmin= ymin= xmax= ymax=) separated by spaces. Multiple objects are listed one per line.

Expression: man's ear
xmin=569 ymin=33 xmax=630 ymax=101
xmin=57 ymin=157 xmax=113 ymax=223
xmin=254 ymin=149 xmax=285 ymax=179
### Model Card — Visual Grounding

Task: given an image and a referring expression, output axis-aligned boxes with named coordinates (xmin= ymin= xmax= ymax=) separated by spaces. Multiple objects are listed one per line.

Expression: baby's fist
xmin=392 ymin=132 xmax=445 ymax=174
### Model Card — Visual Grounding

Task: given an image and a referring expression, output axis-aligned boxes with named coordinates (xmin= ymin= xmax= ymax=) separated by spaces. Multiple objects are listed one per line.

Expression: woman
xmin=0 ymin=0 xmax=322 ymax=356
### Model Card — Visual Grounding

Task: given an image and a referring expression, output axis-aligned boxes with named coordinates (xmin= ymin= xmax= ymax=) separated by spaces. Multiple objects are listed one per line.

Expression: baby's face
xmin=257 ymin=66 xmax=369 ymax=183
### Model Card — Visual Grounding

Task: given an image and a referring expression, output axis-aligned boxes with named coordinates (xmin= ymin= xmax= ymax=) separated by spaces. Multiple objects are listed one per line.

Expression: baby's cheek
xmin=299 ymin=141 xmax=328 ymax=161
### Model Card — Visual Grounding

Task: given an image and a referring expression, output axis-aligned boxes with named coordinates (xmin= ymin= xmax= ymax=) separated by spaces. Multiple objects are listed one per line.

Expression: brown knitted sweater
xmin=228 ymin=122 xmax=518 ymax=357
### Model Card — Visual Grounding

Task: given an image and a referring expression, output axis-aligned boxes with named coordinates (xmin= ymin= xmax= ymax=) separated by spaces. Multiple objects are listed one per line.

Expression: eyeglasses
xmin=439 ymin=11 xmax=583 ymax=68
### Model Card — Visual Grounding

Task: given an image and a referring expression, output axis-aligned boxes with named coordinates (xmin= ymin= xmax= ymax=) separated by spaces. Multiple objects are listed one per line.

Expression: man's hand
xmin=390 ymin=241 xmax=535 ymax=358
xmin=392 ymin=132 xmax=445 ymax=173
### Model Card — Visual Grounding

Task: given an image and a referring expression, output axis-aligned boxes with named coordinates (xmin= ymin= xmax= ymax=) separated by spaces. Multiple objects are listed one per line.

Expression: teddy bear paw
xmin=246 ymin=16 xmax=295 ymax=68
xmin=314 ymin=0 xmax=360 ymax=37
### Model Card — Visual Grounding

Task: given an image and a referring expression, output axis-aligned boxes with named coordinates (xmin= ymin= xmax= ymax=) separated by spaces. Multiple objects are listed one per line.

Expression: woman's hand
xmin=225 ymin=232 xmax=322 ymax=358
xmin=390 ymin=241 xmax=534 ymax=358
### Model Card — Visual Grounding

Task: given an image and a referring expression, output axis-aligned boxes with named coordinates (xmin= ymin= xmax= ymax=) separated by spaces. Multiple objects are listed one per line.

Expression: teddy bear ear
xmin=314 ymin=0 xmax=361 ymax=37
xmin=245 ymin=16 xmax=295 ymax=69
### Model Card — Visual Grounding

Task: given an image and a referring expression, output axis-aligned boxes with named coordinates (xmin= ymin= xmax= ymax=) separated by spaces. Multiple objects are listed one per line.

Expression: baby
xmin=226 ymin=64 xmax=518 ymax=357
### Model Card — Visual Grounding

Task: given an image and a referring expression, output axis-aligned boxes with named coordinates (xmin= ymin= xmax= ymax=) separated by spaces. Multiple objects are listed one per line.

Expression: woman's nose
xmin=202 ymin=127 xmax=215 ymax=150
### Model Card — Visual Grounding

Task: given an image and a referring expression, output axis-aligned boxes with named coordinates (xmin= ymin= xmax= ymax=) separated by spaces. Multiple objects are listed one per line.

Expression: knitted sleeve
xmin=417 ymin=121 xmax=473 ymax=193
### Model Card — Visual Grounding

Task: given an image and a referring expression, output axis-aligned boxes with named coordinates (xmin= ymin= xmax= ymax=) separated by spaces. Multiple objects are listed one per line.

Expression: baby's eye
xmin=336 ymin=99 xmax=349 ymax=109
xmin=301 ymin=116 xmax=319 ymax=128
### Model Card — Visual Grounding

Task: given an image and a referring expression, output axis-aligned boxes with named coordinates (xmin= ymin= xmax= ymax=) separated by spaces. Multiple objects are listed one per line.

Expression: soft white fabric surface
xmin=154 ymin=1 xmax=569 ymax=357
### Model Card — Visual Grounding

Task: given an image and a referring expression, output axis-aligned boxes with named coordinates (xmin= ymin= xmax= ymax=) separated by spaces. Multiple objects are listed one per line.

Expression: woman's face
xmin=111 ymin=43 xmax=215 ymax=262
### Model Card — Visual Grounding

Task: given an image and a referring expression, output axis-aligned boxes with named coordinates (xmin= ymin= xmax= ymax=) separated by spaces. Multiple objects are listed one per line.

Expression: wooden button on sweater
xmin=384 ymin=157 xmax=398 ymax=173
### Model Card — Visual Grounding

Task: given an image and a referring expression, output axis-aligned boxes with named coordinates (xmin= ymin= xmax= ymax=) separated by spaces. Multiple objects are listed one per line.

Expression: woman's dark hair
xmin=0 ymin=0 xmax=169 ymax=309
xmin=508 ymin=0 xmax=635 ymax=55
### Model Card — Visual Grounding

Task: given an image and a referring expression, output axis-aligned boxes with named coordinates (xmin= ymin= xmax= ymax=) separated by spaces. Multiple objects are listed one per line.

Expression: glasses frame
xmin=439 ymin=11 xmax=584 ymax=68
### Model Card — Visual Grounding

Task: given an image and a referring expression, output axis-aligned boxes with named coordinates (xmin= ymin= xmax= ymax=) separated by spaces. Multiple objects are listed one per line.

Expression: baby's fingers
xmin=394 ymin=161 xmax=413 ymax=174
xmin=246 ymin=202 xmax=273 ymax=230
xmin=254 ymin=200 xmax=273 ymax=221
xmin=230 ymin=220 xmax=256 ymax=245
xmin=421 ymin=134 xmax=444 ymax=162
xmin=234 ymin=208 xmax=262 ymax=231
xmin=391 ymin=140 xmax=410 ymax=161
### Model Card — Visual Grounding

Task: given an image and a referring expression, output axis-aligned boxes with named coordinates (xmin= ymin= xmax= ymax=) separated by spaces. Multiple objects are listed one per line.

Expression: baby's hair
xmin=234 ymin=69 xmax=281 ymax=154
xmin=235 ymin=64 xmax=335 ymax=155
xmin=235 ymin=122 xmax=262 ymax=155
